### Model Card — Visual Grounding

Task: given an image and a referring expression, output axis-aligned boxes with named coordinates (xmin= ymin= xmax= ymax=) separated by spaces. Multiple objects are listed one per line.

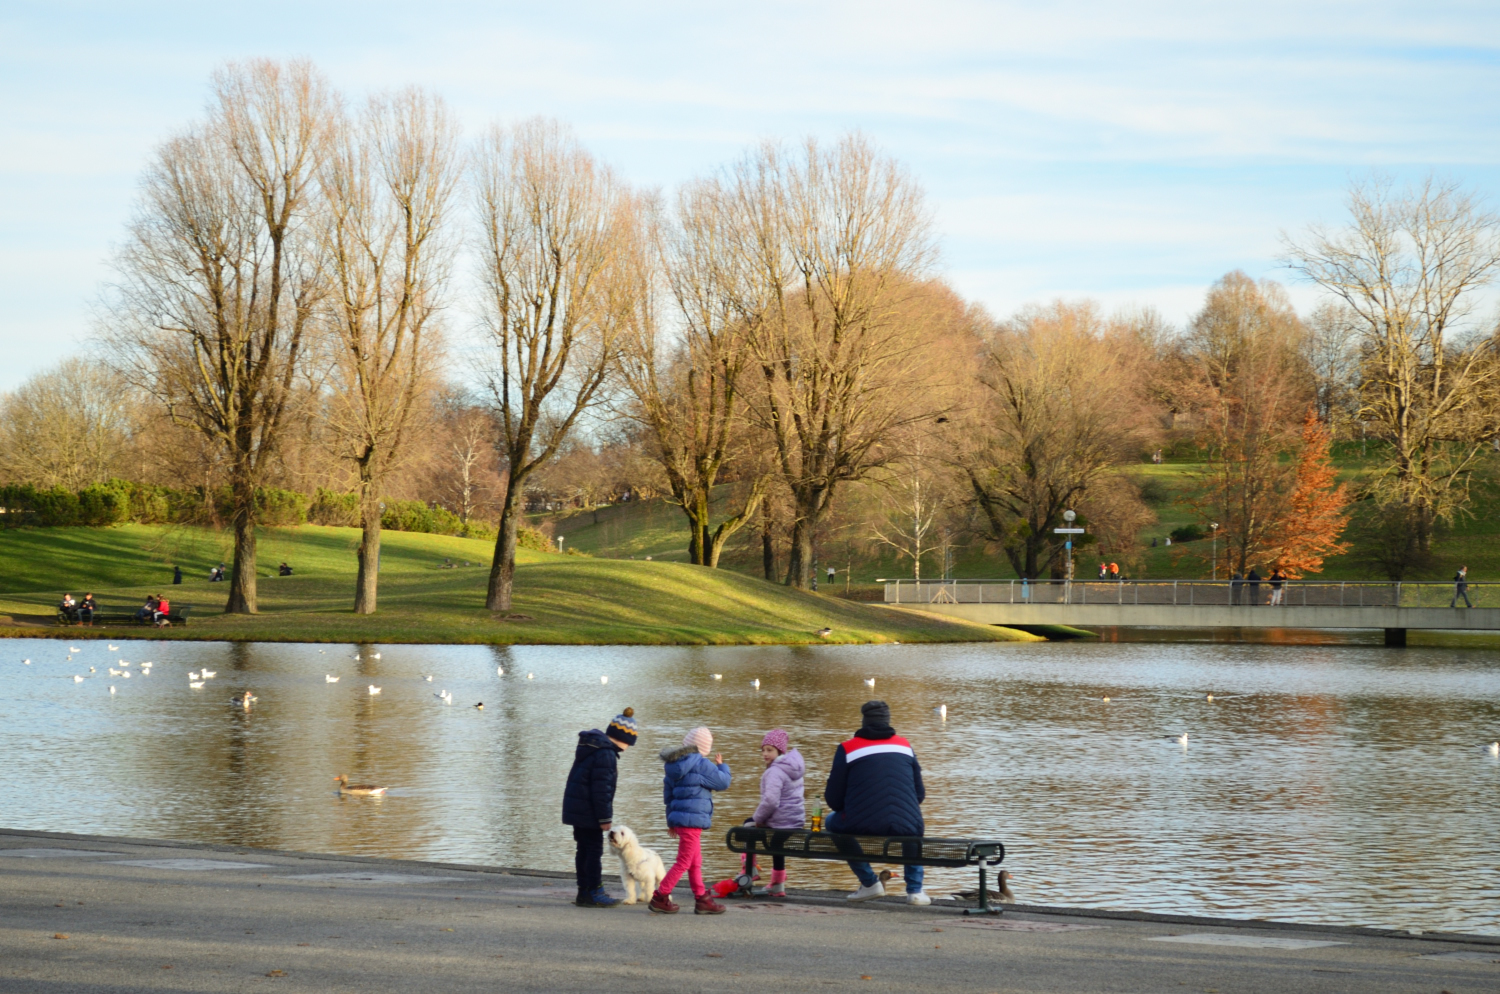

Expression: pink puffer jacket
xmin=752 ymin=748 xmax=806 ymax=829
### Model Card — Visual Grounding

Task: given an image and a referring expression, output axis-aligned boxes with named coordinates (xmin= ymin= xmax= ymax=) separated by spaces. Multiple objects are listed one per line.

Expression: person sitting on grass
xmin=136 ymin=595 xmax=159 ymax=623
xmin=278 ymin=562 xmax=293 ymax=576
xmin=152 ymin=595 xmax=171 ymax=627
xmin=78 ymin=593 xmax=96 ymax=626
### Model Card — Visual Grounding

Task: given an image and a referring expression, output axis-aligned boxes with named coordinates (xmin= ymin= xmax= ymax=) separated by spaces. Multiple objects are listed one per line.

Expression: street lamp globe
xmin=1063 ymin=509 xmax=1076 ymax=524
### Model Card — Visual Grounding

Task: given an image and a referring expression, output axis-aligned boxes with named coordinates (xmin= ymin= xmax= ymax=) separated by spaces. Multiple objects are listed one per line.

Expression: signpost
xmin=1055 ymin=510 xmax=1081 ymax=599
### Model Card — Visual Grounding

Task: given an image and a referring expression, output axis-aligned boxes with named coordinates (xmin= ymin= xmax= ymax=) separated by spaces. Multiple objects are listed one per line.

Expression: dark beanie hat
xmin=607 ymin=707 xmax=638 ymax=746
xmin=861 ymin=700 xmax=892 ymax=728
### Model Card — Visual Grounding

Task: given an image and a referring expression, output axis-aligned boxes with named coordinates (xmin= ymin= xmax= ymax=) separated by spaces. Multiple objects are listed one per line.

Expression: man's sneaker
xmin=575 ymin=887 xmax=619 ymax=908
xmin=906 ymin=890 xmax=932 ymax=906
xmin=694 ymin=894 xmax=726 ymax=915
xmin=846 ymin=880 xmax=885 ymax=902
xmin=648 ymin=891 xmax=679 ymax=914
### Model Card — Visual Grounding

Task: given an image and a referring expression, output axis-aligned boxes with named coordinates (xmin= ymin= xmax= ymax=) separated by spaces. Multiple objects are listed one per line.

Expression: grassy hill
xmin=538 ymin=446 xmax=1500 ymax=585
xmin=0 ymin=524 xmax=1031 ymax=646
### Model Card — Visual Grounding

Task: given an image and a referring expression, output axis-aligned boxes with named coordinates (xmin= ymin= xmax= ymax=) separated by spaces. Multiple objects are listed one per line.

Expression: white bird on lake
xmin=109 ymin=686 xmax=116 ymax=695
xmin=527 ymin=673 xmax=534 ymax=680
xmin=88 ymin=667 xmax=95 ymax=673
xmin=712 ymin=674 xmax=722 ymax=680
xmin=1489 ymin=742 xmax=1499 ymax=757
xmin=370 ymin=653 xmax=381 ymax=660
xmin=190 ymin=681 xmax=205 ymax=689
xmin=73 ymin=675 xmax=84 ymax=683
xmin=600 ymin=676 xmax=609 ymax=685
xmin=1175 ymin=733 xmax=1189 ymax=746
xmin=497 ymin=666 xmax=504 ymax=676
xmin=863 ymin=678 xmax=876 ymax=688
xmin=425 ymin=675 xmax=434 ymax=682
xmin=935 ymin=704 xmax=947 ymax=719
xmin=201 ymin=670 xmax=216 ymax=679
xmin=354 ymin=653 xmax=361 ymax=660
xmin=65 ymin=656 xmax=71 ymax=661
xmin=325 ymin=675 xmax=340 ymax=683
xmin=108 ymin=668 xmax=120 ymax=676
xmin=1205 ymin=693 xmax=1215 ymax=702
xmin=121 ymin=671 xmax=130 ymax=679
xmin=108 ymin=644 xmax=119 ymax=651
xmin=435 ymin=690 xmax=450 ymax=700
xmin=368 ymin=685 xmax=382 ymax=695
xmin=751 ymin=678 xmax=761 ymax=689
xmin=69 ymin=647 xmax=81 ymax=653
xmin=22 ymin=659 xmax=30 ymax=665
xmin=189 ymin=671 xmax=201 ymax=680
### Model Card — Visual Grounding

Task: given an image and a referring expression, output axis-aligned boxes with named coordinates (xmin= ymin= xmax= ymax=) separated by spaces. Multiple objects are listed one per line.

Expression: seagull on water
xmin=1489 ymin=742 xmax=1499 ymax=757
xmin=121 ymin=671 xmax=130 ymax=679
xmin=69 ymin=647 xmax=81 ymax=654
xmin=88 ymin=667 xmax=95 ymax=673
xmin=600 ymin=676 xmax=609 ymax=685
xmin=1175 ymin=733 xmax=1189 ymax=746
xmin=712 ymin=674 xmax=722 ymax=680
xmin=201 ymin=669 xmax=216 ymax=679
xmin=370 ymin=653 xmax=381 ymax=660
xmin=73 ymin=675 xmax=84 ymax=683
xmin=189 ymin=671 xmax=201 ymax=680
xmin=325 ymin=675 xmax=340 ymax=683
xmin=1205 ymin=693 xmax=1215 ymax=702
xmin=435 ymin=690 xmax=452 ymax=700
xmin=108 ymin=668 xmax=122 ymax=677
xmin=108 ymin=644 xmax=119 ymax=651
xmin=497 ymin=666 xmax=504 ymax=676
xmin=527 ymin=673 xmax=534 ymax=680
xmin=109 ymin=686 xmax=116 ymax=695
xmin=353 ymin=653 xmax=361 ymax=660
xmin=425 ymin=675 xmax=433 ymax=682
xmin=863 ymin=678 xmax=876 ymax=688
xmin=368 ymin=685 xmax=382 ymax=695
xmin=22 ymin=659 xmax=30 ymax=665
xmin=751 ymin=678 xmax=761 ymax=689
xmin=190 ymin=681 xmax=205 ymax=689
xmin=934 ymin=704 xmax=947 ymax=720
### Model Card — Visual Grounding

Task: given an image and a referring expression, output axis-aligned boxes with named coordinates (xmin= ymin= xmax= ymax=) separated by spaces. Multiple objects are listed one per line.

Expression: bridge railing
xmin=881 ymin=579 xmax=1492 ymax=609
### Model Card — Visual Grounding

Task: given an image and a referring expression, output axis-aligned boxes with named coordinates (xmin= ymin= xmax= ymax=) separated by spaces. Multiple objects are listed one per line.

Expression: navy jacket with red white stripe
xmin=823 ymin=726 xmax=925 ymax=836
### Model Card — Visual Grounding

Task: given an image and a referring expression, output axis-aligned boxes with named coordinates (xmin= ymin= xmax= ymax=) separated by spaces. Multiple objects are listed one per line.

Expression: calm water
xmin=2 ymin=636 xmax=1498 ymax=934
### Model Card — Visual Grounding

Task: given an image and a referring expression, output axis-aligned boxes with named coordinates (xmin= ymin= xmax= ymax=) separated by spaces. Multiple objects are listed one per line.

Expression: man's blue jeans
xmin=825 ymin=812 xmax=924 ymax=894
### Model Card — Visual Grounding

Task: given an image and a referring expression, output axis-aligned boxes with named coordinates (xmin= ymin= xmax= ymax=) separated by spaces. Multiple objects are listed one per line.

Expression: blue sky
xmin=2 ymin=1 xmax=1498 ymax=390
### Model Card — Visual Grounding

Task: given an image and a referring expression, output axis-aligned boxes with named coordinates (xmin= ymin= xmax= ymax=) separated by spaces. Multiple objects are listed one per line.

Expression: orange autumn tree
xmin=1264 ymin=412 xmax=1352 ymax=577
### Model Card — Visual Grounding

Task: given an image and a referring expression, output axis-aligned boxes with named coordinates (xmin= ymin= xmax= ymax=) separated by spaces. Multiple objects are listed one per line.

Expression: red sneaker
xmin=648 ymin=891 xmax=679 ymax=914
xmin=694 ymin=894 xmax=726 ymax=915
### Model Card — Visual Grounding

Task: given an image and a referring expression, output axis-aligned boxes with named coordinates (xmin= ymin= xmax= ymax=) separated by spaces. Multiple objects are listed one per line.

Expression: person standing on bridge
xmin=823 ymin=701 xmax=929 ymax=906
xmin=1269 ymin=568 xmax=1287 ymax=606
xmin=1452 ymin=566 xmax=1472 ymax=608
xmin=1247 ymin=568 xmax=1262 ymax=605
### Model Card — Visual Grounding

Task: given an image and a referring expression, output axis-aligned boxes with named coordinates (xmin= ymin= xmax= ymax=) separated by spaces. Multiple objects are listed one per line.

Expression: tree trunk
xmin=486 ymin=482 xmax=522 ymax=612
xmin=761 ymin=506 xmax=776 ymax=581
xmin=225 ymin=474 xmax=257 ymax=614
xmin=785 ymin=515 xmax=814 ymax=588
xmin=354 ymin=473 xmax=380 ymax=615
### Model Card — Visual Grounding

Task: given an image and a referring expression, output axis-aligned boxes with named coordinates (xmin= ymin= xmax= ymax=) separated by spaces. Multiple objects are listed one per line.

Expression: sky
xmin=2 ymin=1 xmax=1498 ymax=391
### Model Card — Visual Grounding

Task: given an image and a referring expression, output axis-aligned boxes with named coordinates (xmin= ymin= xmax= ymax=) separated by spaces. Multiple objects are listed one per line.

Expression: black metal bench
xmin=726 ymin=826 xmax=1007 ymax=915
xmin=65 ymin=604 xmax=193 ymax=627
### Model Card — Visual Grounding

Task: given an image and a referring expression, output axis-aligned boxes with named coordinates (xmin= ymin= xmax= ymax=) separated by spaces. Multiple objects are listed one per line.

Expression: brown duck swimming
xmin=334 ymin=775 xmax=388 ymax=796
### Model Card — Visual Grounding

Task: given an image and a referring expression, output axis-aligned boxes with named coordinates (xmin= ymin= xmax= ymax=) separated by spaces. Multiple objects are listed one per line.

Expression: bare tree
xmin=424 ymin=390 xmax=503 ymax=526
xmin=1285 ymin=177 xmax=1500 ymax=550
xmin=616 ymin=183 xmax=766 ymax=566
xmin=0 ymin=359 xmax=135 ymax=488
xmin=723 ymin=135 xmax=941 ymax=588
xmin=317 ymin=87 xmax=460 ymax=613
xmin=871 ymin=434 xmax=954 ymax=580
xmin=1303 ymin=301 xmax=1362 ymax=428
xmin=960 ymin=302 xmax=1152 ymax=579
xmin=105 ymin=59 xmax=332 ymax=613
xmin=473 ymin=119 xmax=628 ymax=611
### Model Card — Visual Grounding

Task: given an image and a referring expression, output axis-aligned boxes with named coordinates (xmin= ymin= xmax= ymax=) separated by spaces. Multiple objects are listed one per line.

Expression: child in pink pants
xmin=651 ymin=726 xmax=732 ymax=915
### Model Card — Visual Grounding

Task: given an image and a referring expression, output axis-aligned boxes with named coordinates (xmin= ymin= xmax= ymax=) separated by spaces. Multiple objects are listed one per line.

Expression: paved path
xmin=2 ymin=829 xmax=1497 ymax=993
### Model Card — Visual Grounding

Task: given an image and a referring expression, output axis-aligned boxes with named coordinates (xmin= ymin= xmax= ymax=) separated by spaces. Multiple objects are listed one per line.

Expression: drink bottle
xmin=810 ymin=807 xmax=823 ymax=832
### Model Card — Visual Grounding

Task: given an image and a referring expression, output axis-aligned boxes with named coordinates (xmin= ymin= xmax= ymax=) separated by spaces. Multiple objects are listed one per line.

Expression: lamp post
xmin=1210 ymin=522 xmax=1219 ymax=581
xmin=1054 ymin=510 xmax=1083 ymax=604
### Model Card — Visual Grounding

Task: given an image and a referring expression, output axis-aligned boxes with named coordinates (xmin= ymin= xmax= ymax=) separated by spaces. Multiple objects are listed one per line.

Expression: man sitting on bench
xmin=823 ymin=700 xmax=929 ymax=906
xmin=136 ymin=595 xmax=159 ymax=623
xmin=78 ymin=592 xmax=97 ymax=626
xmin=60 ymin=593 xmax=79 ymax=624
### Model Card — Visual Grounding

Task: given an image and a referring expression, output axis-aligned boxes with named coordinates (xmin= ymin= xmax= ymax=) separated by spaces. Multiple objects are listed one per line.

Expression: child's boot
xmin=648 ymin=890 xmax=679 ymax=914
xmin=766 ymin=870 xmax=787 ymax=897
xmin=694 ymin=893 xmax=726 ymax=915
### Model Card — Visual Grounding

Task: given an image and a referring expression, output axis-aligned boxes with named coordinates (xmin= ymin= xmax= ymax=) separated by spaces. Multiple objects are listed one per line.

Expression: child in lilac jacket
xmin=752 ymin=729 xmax=806 ymax=896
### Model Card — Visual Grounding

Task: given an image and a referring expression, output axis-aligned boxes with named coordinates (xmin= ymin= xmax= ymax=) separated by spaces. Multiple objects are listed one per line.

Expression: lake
xmin=2 ymin=635 xmax=1497 ymax=933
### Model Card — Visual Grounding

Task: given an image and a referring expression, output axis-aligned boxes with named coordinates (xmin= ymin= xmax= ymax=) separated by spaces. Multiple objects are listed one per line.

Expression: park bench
xmin=58 ymin=604 xmax=193 ymax=628
xmin=725 ymin=825 xmax=1007 ymax=915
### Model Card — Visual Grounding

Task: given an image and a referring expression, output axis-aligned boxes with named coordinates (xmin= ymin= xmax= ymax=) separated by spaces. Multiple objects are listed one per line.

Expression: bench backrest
xmin=726 ymin=826 xmax=1003 ymax=868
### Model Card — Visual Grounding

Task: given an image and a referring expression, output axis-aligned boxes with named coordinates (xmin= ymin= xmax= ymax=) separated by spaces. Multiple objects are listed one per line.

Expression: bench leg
xmin=963 ymin=865 xmax=1002 ymax=916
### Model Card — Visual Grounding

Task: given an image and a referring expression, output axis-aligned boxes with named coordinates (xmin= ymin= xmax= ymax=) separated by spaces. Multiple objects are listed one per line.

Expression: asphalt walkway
xmin=2 ymin=828 xmax=1497 ymax=993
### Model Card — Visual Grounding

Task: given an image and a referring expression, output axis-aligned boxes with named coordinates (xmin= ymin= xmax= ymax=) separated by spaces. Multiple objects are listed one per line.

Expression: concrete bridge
xmin=881 ymin=579 xmax=1500 ymax=645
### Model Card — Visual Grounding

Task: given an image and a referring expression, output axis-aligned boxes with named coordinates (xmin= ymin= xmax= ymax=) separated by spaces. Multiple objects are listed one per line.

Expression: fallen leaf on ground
xmin=861 ymin=976 xmax=872 ymax=981
xmin=52 ymin=934 xmax=68 ymax=940
xmin=266 ymin=969 xmax=287 ymax=977
xmin=705 ymin=953 xmax=723 ymax=958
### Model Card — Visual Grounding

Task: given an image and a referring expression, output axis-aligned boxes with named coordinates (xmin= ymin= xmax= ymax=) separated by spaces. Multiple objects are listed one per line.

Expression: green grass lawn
xmin=0 ymin=524 xmax=1032 ymax=646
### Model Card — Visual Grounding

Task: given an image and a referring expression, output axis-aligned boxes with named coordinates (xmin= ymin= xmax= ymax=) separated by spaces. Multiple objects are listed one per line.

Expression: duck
xmin=818 ymin=628 xmax=833 ymax=638
xmin=230 ymin=692 xmax=257 ymax=708
xmin=333 ymin=775 xmax=388 ymax=796
xmin=863 ymin=678 xmax=876 ymax=688
xmin=88 ymin=667 xmax=95 ymax=673
xmin=325 ymin=675 xmax=340 ymax=683
xmin=368 ymin=685 xmax=382 ymax=695
xmin=201 ymin=669 xmax=217 ymax=679
xmin=190 ymin=681 xmax=205 ymax=689
xmin=474 ymin=702 xmax=484 ymax=710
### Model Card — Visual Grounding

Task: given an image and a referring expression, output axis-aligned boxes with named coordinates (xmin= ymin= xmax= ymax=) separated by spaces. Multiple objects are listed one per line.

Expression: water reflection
xmin=2 ymin=637 xmax=1497 ymax=934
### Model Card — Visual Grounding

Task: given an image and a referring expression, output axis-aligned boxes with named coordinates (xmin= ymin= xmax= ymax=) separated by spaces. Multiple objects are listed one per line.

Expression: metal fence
xmin=881 ymin=579 xmax=1492 ymax=609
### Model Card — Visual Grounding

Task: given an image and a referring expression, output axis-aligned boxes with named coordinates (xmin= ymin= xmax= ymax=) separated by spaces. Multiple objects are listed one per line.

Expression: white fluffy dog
xmin=607 ymin=825 xmax=666 ymax=905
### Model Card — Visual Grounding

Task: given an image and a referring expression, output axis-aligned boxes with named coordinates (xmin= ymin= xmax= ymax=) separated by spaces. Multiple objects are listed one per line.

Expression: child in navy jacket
xmin=561 ymin=708 xmax=638 ymax=907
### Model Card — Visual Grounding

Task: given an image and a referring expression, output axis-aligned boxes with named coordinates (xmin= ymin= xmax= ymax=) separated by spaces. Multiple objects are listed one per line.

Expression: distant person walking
xmin=1247 ymin=568 xmax=1262 ymax=605
xmin=173 ymin=565 xmax=183 ymax=585
xmin=1230 ymin=572 xmax=1244 ymax=605
xmin=1451 ymin=566 xmax=1472 ymax=608
xmin=1268 ymin=568 xmax=1287 ymax=606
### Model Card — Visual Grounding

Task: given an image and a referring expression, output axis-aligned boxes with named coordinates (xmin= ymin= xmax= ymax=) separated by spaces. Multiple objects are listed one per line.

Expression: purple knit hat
xmin=762 ymin=729 xmax=789 ymax=754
